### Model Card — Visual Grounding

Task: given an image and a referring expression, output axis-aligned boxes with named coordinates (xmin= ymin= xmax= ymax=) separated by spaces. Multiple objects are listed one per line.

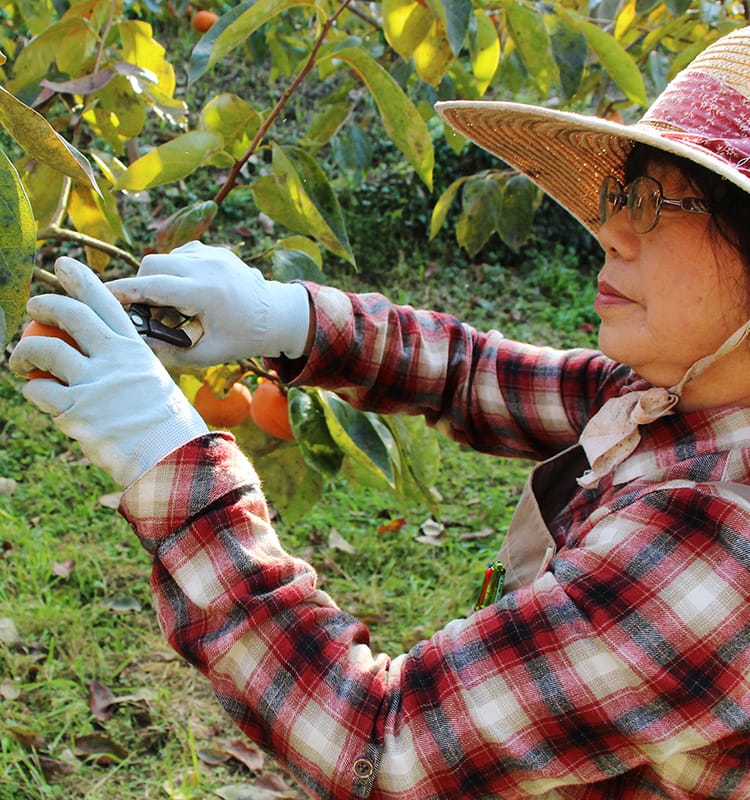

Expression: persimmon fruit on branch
xmin=251 ymin=380 xmax=295 ymax=441
xmin=194 ymin=380 xmax=254 ymax=428
xmin=20 ymin=321 xmax=80 ymax=382
xmin=192 ymin=9 xmax=218 ymax=32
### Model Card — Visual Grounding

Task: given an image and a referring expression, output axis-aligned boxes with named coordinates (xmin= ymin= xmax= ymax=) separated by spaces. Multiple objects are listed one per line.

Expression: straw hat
xmin=435 ymin=25 xmax=750 ymax=236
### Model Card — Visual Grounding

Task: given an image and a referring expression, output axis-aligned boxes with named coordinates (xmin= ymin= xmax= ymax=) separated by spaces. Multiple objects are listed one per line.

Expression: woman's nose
xmin=597 ymin=207 xmax=639 ymax=260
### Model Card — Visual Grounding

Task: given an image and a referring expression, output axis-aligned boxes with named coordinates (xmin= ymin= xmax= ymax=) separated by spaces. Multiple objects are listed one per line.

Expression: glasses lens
xmin=627 ymin=176 xmax=662 ymax=234
xmin=598 ymin=176 xmax=622 ymax=225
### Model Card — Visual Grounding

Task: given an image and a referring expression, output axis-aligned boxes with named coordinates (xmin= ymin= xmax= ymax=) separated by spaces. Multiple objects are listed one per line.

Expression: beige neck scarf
xmin=577 ymin=319 xmax=750 ymax=489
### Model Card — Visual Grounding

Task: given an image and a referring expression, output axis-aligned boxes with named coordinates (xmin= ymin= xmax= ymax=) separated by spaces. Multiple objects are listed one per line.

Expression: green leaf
xmin=496 ymin=174 xmax=541 ymax=253
xmin=188 ymin=0 xmax=319 ymax=85
xmin=0 ymin=149 xmax=35 ymax=349
xmin=306 ymin=100 xmax=353 ymax=148
xmin=319 ymin=47 xmax=434 ymax=190
xmin=429 ymin=175 xmax=468 ymax=240
xmin=270 ymin=248 xmax=326 ymax=283
xmin=665 ymin=0 xmax=693 ymax=14
xmin=16 ymin=0 xmax=55 ymax=36
xmin=113 ymin=131 xmax=225 ymax=192
xmin=85 ymin=76 xmax=148 ymax=151
xmin=8 ymin=16 xmax=95 ymax=92
xmin=200 ymin=93 xmax=261 ymax=161
xmin=251 ymin=143 xmax=355 ymax=265
xmin=560 ymin=10 xmax=647 ymax=107
xmin=428 ymin=0 xmax=472 ymax=55
xmin=319 ymin=391 xmax=397 ymax=490
xmin=456 ymin=177 xmax=503 ymax=257
xmin=256 ymin=441 xmax=325 ymax=523
xmin=499 ymin=0 xmax=559 ymax=95
xmin=18 ymin=157 xmax=65 ymax=230
xmin=0 ymin=86 xmax=100 ymax=193
xmin=547 ymin=13 xmax=587 ymax=101
xmin=288 ymin=388 xmax=344 ymax=477
xmin=155 ymin=201 xmax=218 ymax=253
xmin=384 ymin=414 xmax=441 ymax=512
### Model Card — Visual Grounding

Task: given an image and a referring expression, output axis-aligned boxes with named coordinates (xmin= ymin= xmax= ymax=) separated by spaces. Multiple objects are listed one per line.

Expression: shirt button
xmin=352 ymin=757 xmax=374 ymax=780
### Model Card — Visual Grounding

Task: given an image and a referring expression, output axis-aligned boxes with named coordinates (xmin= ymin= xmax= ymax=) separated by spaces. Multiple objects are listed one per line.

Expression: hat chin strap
xmin=577 ymin=318 xmax=750 ymax=489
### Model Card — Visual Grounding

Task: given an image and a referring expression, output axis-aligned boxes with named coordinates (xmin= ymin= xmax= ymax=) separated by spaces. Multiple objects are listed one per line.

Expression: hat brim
xmin=435 ymin=100 xmax=750 ymax=237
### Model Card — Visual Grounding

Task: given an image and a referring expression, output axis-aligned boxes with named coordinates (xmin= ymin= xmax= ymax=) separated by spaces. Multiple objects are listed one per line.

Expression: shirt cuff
xmin=118 ymin=432 xmax=263 ymax=554
xmin=265 ymin=282 xmax=356 ymax=386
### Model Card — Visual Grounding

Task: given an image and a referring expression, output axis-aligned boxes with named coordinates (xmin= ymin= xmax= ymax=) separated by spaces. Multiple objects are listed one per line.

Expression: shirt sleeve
xmin=267 ymin=284 xmax=627 ymax=461
xmin=120 ymin=435 xmax=750 ymax=800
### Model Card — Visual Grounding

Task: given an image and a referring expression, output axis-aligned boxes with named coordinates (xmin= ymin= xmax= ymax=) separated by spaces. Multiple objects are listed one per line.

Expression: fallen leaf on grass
xmin=89 ymin=679 xmax=157 ymax=723
xmin=9 ymin=726 xmax=48 ymax=750
xmin=215 ymin=782 xmax=296 ymax=800
xmin=328 ymin=528 xmax=356 ymax=554
xmin=97 ymin=491 xmax=122 ymax=509
xmin=39 ymin=753 xmax=78 ymax=779
xmin=415 ymin=518 xmax=445 ymax=545
xmin=74 ymin=733 xmax=128 ymax=765
xmin=0 ymin=677 xmax=20 ymax=701
xmin=224 ymin=739 xmax=265 ymax=772
xmin=418 ymin=519 xmax=444 ymax=538
xmin=89 ymin=679 xmax=117 ymax=722
xmin=198 ymin=746 xmax=230 ymax=767
xmin=52 ymin=559 xmax=75 ymax=579
xmin=0 ymin=616 xmax=20 ymax=646
xmin=198 ymin=739 xmax=265 ymax=772
xmin=458 ymin=528 xmax=495 ymax=541
xmin=376 ymin=517 xmax=406 ymax=535
xmin=103 ymin=595 xmax=142 ymax=612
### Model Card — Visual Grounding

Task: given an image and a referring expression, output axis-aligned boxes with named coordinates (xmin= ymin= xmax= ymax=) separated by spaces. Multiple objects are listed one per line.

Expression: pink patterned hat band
xmin=642 ymin=70 xmax=750 ymax=179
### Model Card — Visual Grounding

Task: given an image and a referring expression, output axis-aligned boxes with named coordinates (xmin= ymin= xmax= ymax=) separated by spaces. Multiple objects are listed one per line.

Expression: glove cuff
xmin=262 ymin=281 xmax=311 ymax=359
xmin=119 ymin=393 xmax=209 ymax=487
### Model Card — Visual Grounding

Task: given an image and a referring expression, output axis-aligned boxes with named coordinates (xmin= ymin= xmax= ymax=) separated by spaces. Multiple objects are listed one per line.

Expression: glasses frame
xmin=598 ymin=175 xmax=711 ymax=234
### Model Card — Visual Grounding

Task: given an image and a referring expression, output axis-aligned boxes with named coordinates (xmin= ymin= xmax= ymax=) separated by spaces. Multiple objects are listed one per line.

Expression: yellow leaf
xmin=383 ymin=0 xmax=434 ymax=61
xmin=113 ymin=131 xmax=224 ymax=192
xmin=118 ymin=20 xmax=177 ymax=99
xmin=413 ymin=19 xmax=454 ymax=86
xmin=470 ymin=11 xmax=500 ymax=94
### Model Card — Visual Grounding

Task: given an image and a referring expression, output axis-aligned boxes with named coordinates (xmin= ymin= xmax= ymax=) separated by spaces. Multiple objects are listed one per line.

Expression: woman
xmin=10 ymin=26 xmax=750 ymax=800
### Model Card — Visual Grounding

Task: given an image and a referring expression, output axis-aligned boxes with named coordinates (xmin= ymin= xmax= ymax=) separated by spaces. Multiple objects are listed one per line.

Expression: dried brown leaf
xmin=224 ymin=739 xmax=265 ymax=772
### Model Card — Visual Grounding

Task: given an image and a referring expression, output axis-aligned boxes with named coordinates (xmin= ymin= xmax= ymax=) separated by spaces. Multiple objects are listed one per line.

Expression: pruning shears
xmin=127 ymin=303 xmax=193 ymax=348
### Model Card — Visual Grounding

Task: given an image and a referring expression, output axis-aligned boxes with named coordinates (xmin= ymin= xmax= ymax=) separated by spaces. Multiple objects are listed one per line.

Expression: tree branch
xmin=213 ymin=0 xmax=355 ymax=207
xmin=36 ymin=225 xmax=140 ymax=270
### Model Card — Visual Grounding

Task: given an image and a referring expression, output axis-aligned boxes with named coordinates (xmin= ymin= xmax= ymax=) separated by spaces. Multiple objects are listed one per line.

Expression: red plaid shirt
xmin=120 ymin=285 xmax=750 ymax=799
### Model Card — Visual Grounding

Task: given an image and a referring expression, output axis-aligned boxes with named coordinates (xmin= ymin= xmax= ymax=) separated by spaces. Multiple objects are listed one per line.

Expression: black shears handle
xmin=127 ymin=303 xmax=192 ymax=348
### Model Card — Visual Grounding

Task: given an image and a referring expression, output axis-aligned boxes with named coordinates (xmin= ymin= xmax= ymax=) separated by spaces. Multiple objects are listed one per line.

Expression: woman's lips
xmin=595 ymin=280 xmax=631 ymax=311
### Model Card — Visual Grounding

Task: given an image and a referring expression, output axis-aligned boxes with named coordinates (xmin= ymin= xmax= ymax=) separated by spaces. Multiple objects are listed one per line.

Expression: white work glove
xmin=9 ymin=257 xmax=209 ymax=487
xmin=106 ymin=240 xmax=312 ymax=367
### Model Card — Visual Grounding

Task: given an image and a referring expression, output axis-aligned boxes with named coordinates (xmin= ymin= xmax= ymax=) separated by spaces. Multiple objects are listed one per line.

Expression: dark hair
xmin=625 ymin=144 xmax=750 ymax=275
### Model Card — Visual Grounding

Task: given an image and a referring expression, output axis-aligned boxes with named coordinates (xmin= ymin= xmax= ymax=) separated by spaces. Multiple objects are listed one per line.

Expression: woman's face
xmin=595 ymin=162 xmax=750 ymax=399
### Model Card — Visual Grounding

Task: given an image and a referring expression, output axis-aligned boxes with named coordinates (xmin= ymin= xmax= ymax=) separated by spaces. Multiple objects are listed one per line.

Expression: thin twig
xmin=32 ymin=266 xmax=63 ymax=292
xmin=36 ymin=225 xmax=140 ymax=270
xmin=213 ymin=0 xmax=355 ymax=207
xmin=237 ymin=358 xmax=280 ymax=383
xmin=347 ymin=2 xmax=379 ymax=27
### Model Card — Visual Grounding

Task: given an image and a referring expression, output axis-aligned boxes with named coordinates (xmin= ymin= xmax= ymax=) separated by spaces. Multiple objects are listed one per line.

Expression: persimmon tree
xmin=0 ymin=0 xmax=746 ymax=519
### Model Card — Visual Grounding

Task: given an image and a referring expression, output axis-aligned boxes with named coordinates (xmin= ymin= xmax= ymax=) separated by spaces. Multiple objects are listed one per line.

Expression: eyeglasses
xmin=598 ymin=175 xmax=711 ymax=234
